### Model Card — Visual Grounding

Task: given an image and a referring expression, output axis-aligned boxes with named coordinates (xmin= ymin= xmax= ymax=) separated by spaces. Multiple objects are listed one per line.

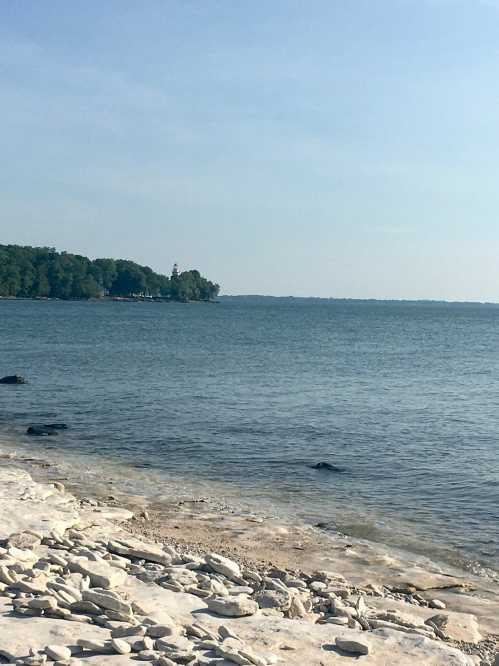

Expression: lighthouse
xmin=172 ymin=263 xmax=179 ymax=278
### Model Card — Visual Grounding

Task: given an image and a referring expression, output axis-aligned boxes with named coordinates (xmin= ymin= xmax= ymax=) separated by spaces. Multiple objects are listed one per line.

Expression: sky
xmin=1 ymin=0 xmax=499 ymax=300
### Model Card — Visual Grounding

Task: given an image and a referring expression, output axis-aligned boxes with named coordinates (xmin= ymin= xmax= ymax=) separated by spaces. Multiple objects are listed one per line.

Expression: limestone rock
xmin=205 ymin=553 xmax=241 ymax=580
xmin=107 ymin=538 xmax=172 ymax=565
xmin=255 ymin=589 xmax=291 ymax=611
xmin=69 ymin=558 xmax=127 ymax=589
xmin=206 ymin=595 xmax=258 ymax=617
xmin=45 ymin=645 xmax=72 ymax=661
xmin=0 ymin=616 xmax=110 ymax=661
xmin=111 ymin=638 xmax=132 ymax=655
xmin=335 ymin=637 xmax=370 ymax=655
xmin=430 ymin=599 xmax=446 ymax=610
xmin=0 ymin=469 xmax=80 ymax=541
xmin=82 ymin=589 xmax=132 ymax=616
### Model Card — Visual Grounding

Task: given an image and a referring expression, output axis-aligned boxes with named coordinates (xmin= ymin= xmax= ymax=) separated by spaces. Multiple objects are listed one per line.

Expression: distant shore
xmin=219 ymin=295 xmax=499 ymax=307
xmin=0 ymin=295 xmax=219 ymax=304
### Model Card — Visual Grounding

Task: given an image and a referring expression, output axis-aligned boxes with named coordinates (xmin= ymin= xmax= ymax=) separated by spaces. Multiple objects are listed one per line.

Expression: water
xmin=1 ymin=298 xmax=499 ymax=573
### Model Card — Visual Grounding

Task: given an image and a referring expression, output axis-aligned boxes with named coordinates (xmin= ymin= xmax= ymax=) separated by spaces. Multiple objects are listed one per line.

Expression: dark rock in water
xmin=44 ymin=423 xmax=68 ymax=430
xmin=0 ymin=375 xmax=26 ymax=384
xmin=311 ymin=462 xmax=344 ymax=473
xmin=26 ymin=425 xmax=59 ymax=437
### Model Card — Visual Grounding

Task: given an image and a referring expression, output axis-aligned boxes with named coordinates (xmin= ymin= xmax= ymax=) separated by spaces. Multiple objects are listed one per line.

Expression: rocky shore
xmin=0 ymin=461 xmax=498 ymax=666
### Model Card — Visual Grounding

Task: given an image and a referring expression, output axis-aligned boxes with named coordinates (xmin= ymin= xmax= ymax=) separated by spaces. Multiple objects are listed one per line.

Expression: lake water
xmin=1 ymin=298 xmax=499 ymax=574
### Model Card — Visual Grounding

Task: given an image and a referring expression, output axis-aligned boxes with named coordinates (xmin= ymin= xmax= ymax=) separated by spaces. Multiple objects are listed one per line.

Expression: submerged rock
xmin=0 ymin=374 xmax=25 ymax=384
xmin=26 ymin=426 xmax=58 ymax=437
xmin=310 ymin=462 xmax=344 ymax=473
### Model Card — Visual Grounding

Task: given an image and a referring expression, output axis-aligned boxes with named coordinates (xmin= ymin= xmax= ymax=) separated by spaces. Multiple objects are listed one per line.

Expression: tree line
xmin=0 ymin=245 xmax=220 ymax=301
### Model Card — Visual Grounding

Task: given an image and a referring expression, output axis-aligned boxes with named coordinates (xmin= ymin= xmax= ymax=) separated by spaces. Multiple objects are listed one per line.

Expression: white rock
xmin=45 ymin=644 xmax=72 ymax=661
xmin=207 ymin=595 xmax=259 ymax=617
xmin=0 ymin=565 xmax=16 ymax=585
xmin=205 ymin=553 xmax=241 ymax=580
xmin=28 ymin=597 xmax=58 ymax=611
xmin=111 ymin=638 xmax=132 ymax=655
xmin=430 ymin=599 xmax=446 ymax=610
xmin=0 ymin=469 xmax=80 ymax=541
xmin=107 ymin=538 xmax=172 ymax=566
xmin=69 ymin=558 xmax=127 ymax=589
xmin=76 ymin=638 xmax=114 ymax=653
xmin=82 ymin=589 xmax=132 ymax=616
xmin=0 ymin=616 xmax=110 ymax=661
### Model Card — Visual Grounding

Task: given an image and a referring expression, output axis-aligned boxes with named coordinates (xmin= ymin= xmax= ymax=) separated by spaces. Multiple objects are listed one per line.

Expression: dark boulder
xmin=26 ymin=425 xmax=59 ymax=437
xmin=0 ymin=375 xmax=26 ymax=384
xmin=311 ymin=462 xmax=344 ymax=473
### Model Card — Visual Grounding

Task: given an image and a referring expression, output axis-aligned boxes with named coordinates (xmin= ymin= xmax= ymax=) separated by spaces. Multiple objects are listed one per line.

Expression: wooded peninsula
xmin=0 ymin=244 xmax=220 ymax=301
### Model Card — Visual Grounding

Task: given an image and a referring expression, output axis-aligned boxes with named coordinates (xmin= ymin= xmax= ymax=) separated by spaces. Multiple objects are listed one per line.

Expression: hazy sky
xmin=1 ymin=1 xmax=499 ymax=299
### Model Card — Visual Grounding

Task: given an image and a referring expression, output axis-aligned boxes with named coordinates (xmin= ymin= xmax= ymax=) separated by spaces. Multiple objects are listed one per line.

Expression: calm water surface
xmin=1 ymin=299 xmax=499 ymax=572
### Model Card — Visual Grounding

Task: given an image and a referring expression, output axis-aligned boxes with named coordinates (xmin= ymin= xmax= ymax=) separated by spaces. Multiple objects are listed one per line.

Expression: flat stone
xmin=82 ymin=588 xmax=132 ymax=615
xmin=205 ymin=553 xmax=241 ymax=580
xmin=69 ymin=558 xmax=127 ymax=589
xmin=335 ymin=637 xmax=370 ymax=655
xmin=45 ymin=645 xmax=72 ymax=661
xmin=255 ymin=589 xmax=290 ymax=611
xmin=0 ymin=616 xmax=109 ymax=661
xmin=107 ymin=538 xmax=172 ymax=565
xmin=0 ymin=469 xmax=80 ymax=541
xmin=430 ymin=599 xmax=446 ymax=610
xmin=111 ymin=638 xmax=132 ymax=654
xmin=76 ymin=638 xmax=114 ymax=653
xmin=367 ymin=596 xmax=482 ymax=644
xmin=146 ymin=624 xmax=177 ymax=638
xmin=117 ymin=577 xmax=206 ymax=625
xmin=28 ymin=598 xmax=58 ymax=611
xmin=72 ymin=658 xmax=138 ymax=666
xmin=206 ymin=595 xmax=258 ymax=618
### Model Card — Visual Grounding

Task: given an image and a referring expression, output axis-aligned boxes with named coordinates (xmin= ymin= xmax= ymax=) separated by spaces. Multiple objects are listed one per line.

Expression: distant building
xmin=172 ymin=262 xmax=179 ymax=278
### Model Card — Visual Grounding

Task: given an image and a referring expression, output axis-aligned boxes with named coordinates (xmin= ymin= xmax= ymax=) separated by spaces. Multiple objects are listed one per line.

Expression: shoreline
xmin=1 ymin=428 xmax=497 ymax=580
xmin=0 ymin=296 xmax=218 ymax=304
xmin=1 ymin=441 xmax=499 ymax=664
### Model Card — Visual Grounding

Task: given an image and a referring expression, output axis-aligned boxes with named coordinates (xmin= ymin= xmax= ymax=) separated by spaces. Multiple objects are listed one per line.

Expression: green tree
xmin=0 ymin=244 xmax=219 ymax=301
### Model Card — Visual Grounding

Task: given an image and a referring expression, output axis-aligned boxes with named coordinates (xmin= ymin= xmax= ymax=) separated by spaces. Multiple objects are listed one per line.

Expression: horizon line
xmin=219 ymin=294 xmax=499 ymax=306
